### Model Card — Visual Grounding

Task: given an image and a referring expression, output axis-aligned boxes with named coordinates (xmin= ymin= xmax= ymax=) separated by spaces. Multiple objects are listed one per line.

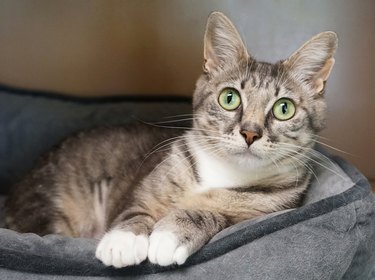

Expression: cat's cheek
xmin=95 ymin=230 xmax=149 ymax=268
xmin=148 ymin=231 xmax=190 ymax=266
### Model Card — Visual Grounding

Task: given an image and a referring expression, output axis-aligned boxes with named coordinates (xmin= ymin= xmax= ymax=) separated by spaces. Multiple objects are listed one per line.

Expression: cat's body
xmin=5 ymin=12 xmax=338 ymax=268
xmin=5 ymin=124 xmax=180 ymax=238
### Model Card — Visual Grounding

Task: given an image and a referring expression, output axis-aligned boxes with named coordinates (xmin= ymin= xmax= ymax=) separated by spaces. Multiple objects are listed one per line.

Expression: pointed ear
xmin=283 ymin=31 xmax=338 ymax=94
xmin=203 ymin=12 xmax=249 ymax=73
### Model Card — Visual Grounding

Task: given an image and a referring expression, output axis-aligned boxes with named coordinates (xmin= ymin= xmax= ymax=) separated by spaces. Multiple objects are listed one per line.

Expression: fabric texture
xmin=0 ymin=84 xmax=374 ymax=279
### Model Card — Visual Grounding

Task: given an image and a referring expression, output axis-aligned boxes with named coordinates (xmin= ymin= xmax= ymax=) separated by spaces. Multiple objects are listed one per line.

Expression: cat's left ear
xmin=203 ymin=12 xmax=249 ymax=74
xmin=283 ymin=31 xmax=338 ymax=94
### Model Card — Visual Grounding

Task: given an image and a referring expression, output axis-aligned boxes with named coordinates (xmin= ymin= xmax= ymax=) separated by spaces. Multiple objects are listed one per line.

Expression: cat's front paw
xmin=148 ymin=231 xmax=190 ymax=266
xmin=96 ymin=230 xmax=148 ymax=268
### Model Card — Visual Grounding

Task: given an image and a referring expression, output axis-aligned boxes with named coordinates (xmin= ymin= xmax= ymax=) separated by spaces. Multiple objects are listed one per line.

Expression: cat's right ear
xmin=203 ymin=12 xmax=249 ymax=74
xmin=283 ymin=32 xmax=338 ymax=94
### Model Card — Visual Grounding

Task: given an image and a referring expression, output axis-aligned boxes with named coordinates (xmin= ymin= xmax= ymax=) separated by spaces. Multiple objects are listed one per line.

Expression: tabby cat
xmin=5 ymin=12 xmax=337 ymax=268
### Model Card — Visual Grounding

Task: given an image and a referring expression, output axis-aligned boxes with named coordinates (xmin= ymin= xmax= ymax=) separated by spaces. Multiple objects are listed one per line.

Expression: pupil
xmin=281 ymin=103 xmax=288 ymax=114
xmin=226 ymin=93 xmax=233 ymax=104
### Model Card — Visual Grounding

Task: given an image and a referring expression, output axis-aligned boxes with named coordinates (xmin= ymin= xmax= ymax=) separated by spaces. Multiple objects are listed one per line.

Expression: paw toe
xmin=174 ymin=246 xmax=189 ymax=265
xmin=96 ymin=230 xmax=148 ymax=268
xmin=148 ymin=231 xmax=190 ymax=266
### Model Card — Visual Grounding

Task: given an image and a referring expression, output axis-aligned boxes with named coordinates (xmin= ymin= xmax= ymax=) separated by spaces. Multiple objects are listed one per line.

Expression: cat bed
xmin=0 ymin=84 xmax=374 ymax=280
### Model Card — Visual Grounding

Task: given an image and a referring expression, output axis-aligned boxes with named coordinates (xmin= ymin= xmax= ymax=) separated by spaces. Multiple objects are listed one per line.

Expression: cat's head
xmin=192 ymin=12 xmax=337 ymax=167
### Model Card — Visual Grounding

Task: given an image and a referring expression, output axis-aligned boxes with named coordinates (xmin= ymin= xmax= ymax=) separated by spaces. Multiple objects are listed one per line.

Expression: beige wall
xmin=0 ymin=0 xmax=374 ymax=179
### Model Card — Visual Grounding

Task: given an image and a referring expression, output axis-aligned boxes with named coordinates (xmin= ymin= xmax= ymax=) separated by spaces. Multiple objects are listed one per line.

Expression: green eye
xmin=272 ymin=98 xmax=296 ymax=121
xmin=218 ymin=88 xmax=241 ymax=111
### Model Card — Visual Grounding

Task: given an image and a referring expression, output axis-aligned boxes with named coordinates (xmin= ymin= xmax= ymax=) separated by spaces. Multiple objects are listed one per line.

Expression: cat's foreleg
xmin=148 ymin=209 xmax=229 ymax=266
xmin=96 ymin=210 xmax=156 ymax=268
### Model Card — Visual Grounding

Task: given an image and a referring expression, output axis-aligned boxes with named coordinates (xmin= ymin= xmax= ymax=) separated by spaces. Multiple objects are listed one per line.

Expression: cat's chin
xmin=230 ymin=149 xmax=270 ymax=169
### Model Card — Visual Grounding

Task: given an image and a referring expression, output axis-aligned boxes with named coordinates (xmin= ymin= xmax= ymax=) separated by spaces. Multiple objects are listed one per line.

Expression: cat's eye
xmin=272 ymin=98 xmax=296 ymax=121
xmin=218 ymin=88 xmax=241 ymax=111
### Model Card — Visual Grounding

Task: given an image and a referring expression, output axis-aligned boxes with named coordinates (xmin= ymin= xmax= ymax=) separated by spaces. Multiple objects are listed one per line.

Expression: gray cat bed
xmin=0 ymin=84 xmax=374 ymax=280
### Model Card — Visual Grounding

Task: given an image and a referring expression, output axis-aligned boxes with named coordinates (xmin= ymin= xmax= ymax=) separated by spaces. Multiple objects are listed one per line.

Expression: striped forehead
xmin=241 ymin=61 xmax=282 ymax=90
xmin=212 ymin=62 xmax=281 ymax=90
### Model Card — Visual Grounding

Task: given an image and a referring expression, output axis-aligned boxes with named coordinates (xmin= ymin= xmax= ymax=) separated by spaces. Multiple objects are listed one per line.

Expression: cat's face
xmin=192 ymin=12 xmax=337 ymax=168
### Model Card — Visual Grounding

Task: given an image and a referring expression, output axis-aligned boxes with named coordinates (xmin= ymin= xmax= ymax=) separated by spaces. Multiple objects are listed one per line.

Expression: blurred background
xmin=0 ymin=0 xmax=373 ymax=187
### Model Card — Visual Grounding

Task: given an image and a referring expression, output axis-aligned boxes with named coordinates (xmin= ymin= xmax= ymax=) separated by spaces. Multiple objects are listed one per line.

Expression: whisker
xmin=151 ymin=118 xmax=197 ymax=125
xmin=273 ymin=150 xmax=300 ymax=188
xmin=278 ymin=145 xmax=349 ymax=182
xmin=311 ymin=139 xmax=354 ymax=156
xmin=161 ymin=113 xmax=205 ymax=119
xmin=314 ymin=135 xmax=331 ymax=141
xmin=278 ymin=142 xmax=337 ymax=169
xmin=153 ymin=138 xmax=229 ymax=155
xmin=179 ymin=145 xmax=228 ymax=178
xmin=276 ymin=148 xmax=320 ymax=184
xmin=143 ymin=137 xmax=186 ymax=160
xmin=138 ymin=119 xmax=221 ymax=135
xmin=145 ymin=133 xmax=238 ymax=165
xmin=161 ymin=142 xmax=227 ymax=179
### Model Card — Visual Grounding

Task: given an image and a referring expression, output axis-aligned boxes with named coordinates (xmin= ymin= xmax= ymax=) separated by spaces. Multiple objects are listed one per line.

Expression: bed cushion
xmin=0 ymin=84 xmax=191 ymax=195
xmin=0 ymin=84 xmax=374 ymax=279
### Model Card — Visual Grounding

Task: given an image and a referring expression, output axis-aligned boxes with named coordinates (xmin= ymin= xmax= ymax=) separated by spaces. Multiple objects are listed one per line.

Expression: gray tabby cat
xmin=5 ymin=12 xmax=337 ymax=268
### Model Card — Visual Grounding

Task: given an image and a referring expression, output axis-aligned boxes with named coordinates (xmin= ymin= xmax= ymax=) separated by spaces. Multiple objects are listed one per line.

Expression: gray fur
xmin=5 ymin=12 xmax=338 ymax=267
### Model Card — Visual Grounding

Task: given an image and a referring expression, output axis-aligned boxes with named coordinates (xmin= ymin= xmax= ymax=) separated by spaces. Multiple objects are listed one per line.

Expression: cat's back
xmin=5 ymin=122 xmax=181 ymax=236
xmin=23 ymin=122 xmax=179 ymax=186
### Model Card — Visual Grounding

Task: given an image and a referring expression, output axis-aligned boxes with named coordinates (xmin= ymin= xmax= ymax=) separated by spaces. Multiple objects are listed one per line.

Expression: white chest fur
xmin=189 ymin=140 xmax=296 ymax=191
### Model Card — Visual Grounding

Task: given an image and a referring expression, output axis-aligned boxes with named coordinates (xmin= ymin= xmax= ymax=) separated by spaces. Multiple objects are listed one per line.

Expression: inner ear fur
xmin=203 ymin=12 xmax=249 ymax=74
xmin=313 ymin=57 xmax=335 ymax=93
xmin=283 ymin=31 xmax=338 ymax=94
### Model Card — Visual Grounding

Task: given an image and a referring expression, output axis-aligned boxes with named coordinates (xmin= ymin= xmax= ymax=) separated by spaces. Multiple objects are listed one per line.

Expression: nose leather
xmin=240 ymin=130 xmax=261 ymax=146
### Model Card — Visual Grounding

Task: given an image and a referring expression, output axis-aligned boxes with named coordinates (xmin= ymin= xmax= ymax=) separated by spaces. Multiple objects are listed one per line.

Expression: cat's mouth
xmin=232 ymin=146 xmax=263 ymax=160
xmin=228 ymin=147 xmax=273 ymax=169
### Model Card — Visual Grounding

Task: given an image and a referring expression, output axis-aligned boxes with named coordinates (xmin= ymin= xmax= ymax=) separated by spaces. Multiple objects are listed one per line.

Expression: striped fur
xmin=5 ymin=12 xmax=337 ymax=268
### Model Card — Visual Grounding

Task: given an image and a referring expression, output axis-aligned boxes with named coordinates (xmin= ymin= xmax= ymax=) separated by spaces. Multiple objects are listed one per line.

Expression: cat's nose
xmin=240 ymin=130 xmax=261 ymax=147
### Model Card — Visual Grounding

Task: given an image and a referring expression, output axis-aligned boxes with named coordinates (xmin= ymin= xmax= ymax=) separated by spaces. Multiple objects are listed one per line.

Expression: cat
xmin=5 ymin=11 xmax=337 ymax=268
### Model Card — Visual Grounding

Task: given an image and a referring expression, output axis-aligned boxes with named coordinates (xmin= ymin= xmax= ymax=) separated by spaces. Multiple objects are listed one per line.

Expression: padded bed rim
xmin=0 ymin=153 xmax=371 ymax=277
xmin=0 ymin=83 xmax=192 ymax=104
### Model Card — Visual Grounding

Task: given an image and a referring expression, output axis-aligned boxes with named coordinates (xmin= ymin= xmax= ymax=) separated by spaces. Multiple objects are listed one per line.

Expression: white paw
xmin=148 ymin=231 xmax=189 ymax=266
xmin=95 ymin=230 xmax=148 ymax=268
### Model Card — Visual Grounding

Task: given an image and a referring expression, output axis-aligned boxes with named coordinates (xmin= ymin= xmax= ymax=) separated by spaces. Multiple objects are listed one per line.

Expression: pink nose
xmin=240 ymin=130 xmax=261 ymax=146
